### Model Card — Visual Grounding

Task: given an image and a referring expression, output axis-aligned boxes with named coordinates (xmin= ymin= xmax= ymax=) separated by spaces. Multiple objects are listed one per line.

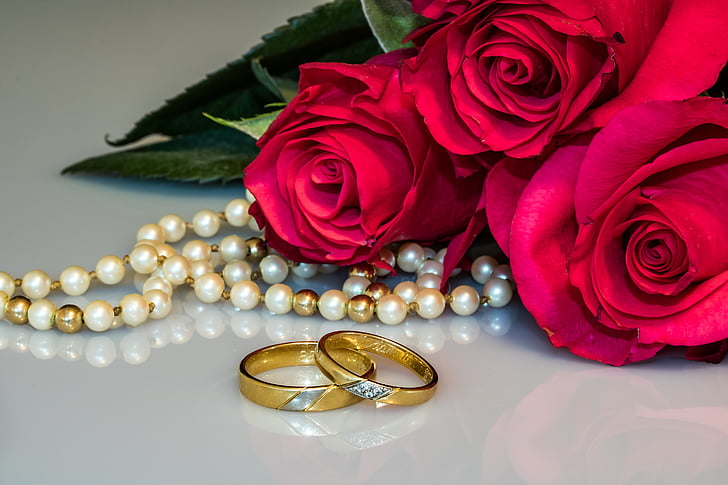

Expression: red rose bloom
xmin=412 ymin=0 xmax=477 ymax=19
xmin=245 ymin=62 xmax=489 ymax=269
xmin=486 ymin=98 xmax=728 ymax=365
xmin=403 ymin=0 xmax=728 ymax=158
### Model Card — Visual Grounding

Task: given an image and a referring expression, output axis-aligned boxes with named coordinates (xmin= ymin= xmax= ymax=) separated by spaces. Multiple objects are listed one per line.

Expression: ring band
xmin=239 ymin=341 xmax=376 ymax=412
xmin=315 ymin=331 xmax=438 ymax=406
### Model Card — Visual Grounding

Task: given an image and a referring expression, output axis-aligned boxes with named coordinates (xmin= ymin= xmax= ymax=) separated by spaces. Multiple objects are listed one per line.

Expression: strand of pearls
xmin=0 ymin=197 xmax=514 ymax=333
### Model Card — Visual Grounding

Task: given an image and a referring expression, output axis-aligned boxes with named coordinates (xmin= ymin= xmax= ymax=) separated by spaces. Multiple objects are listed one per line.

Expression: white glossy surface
xmin=2 ymin=1 xmax=727 ymax=484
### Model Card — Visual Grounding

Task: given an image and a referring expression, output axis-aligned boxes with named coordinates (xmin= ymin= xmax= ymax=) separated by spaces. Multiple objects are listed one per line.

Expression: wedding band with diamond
xmin=239 ymin=341 xmax=376 ymax=412
xmin=315 ymin=331 xmax=438 ymax=406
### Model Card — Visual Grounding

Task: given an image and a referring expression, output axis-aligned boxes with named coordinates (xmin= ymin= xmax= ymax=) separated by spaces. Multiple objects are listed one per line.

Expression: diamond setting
xmin=344 ymin=381 xmax=394 ymax=400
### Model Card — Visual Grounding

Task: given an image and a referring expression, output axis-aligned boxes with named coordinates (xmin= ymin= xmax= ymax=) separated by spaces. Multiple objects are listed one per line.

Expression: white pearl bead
xmin=245 ymin=188 xmax=256 ymax=203
xmin=190 ymin=260 xmax=215 ymax=279
xmin=162 ymin=255 xmax=192 ymax=285
xmin=142 ymin=276 xmax=174 ymax=296
xmin=137 ymin=223 xmax=165 ymax=243
xmin=394 ymin=281 xmax=419 ymax=304
xmin=0 ymin=271 xmax=15 ymax=296
xmin=435 ymin=248 xmax=461 ymax=276
xmin=209 ymin=251 xmax=222 ymax=270
xmin=259 ymin=255 xmax=289 ymax=284
xmin=375 ymin=247 xmax=396 ymax=276
xmin=110 ymin=315 xmax=124 ymax=329
xmin=192 ymin=209 xmax=221 ymax=238
xmin=220 ymin=235 xmax=247 ymax=262
xmin=471 ymin=255 xmax=499 ymax=284
xmin=318 ymin=289 xmax=348 ymax=320
xmin=222 ymin=260 xmax=253 ymax=286
xmin=342 ymin=276 xmax=370 ymax=298
xmin=230 ymin=280 xmax=260 ymax=310
xmin=264 ymin=284 xmax=293 ymax=314
xmin=58 ymin=265 xmax=91 ymax=296
xmin=397 ymin=242 xmax=426 ymax=273
xmin=129 ymin=244 xmax=159 ymax=275
xmin=291 ymin=262 xmax=319 ymax=279
xmin=449 ymin=285 xmax=480 ymax=316
xmin=194 ymin=272 xmax=225 ymax=303
xmin=158 ymin=214 xmax=187 ymax=243
xmin=376 ymin=294 xmax=408 ymax=325
xmin=84 ymin=300 xmax=115 ymax=332
xmin=120 ymin=293 xmax=149 ymax=327
xmin=145 ymin=289 xmax=172 ymax=320
xmin=415 ymin=288 xmax=446 ymax=319
xmin=248 ymin=217 xmax=262 ymax=232
xmin=423 ymin=247 xmax=437 ymax=260
xmin=417 ymin=260 xmax=444 ymax=278
xmin=28 ymin=299 xmax=56 ymax=330
xmin=319 ymin=264 xmax=340 ymax=275
xmin=482 ymin=278 xmax=513 ymax=308
xmin=22 ymin=270 xmax=52 ymax=299
xmin=154 ymin=243 xmax=177 ymax=259
xmin=224 ymin=198 xmax=251 ymax=227
xmin=133 ymin=272 xmax=148 ymax=293
xmin=183 ymin=240 xmax=212 ymax=262
xmin=0 ymin=291 xmax=8 ymax=319
xmin=416 ymin=273 xmax=442 ymax=290
xmin=96 ymin=255 xmax=126 ymax=285
xmin=135 ymin=239 xmax=158 ymax=248
xmin=491 ymin=264 xmax=514 ymax=283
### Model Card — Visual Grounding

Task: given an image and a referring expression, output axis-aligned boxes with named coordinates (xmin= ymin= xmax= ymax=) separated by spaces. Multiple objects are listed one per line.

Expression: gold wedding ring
xmin=315 ymin=331 xmax=438 ymax=406
xmin=239 ymin=341 xmax=376 ymax=412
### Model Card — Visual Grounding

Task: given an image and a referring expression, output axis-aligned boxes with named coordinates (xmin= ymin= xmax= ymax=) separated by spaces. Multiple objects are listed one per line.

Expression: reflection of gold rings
xmin=315 ymin=331 xmax=438 ymax=406
xmin=239 ymin=341 xmax=375 ymax=412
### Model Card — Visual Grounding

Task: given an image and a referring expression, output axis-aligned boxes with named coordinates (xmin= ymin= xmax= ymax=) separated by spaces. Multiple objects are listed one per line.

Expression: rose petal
xmin=485 ymin=157 xmax=540 ymax=258
xmin=582 ymin=0 xmax=728 ymax=129
xmin=575 ymin=99 xmax=728 ymax=223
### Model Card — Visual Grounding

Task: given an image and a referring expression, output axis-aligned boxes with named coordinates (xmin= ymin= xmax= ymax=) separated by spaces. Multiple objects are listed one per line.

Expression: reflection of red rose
xmin=487 ymin=98 xmax=728 ymax=365
xmin=246 ymin=62 xmax=489 ymax=267
xmin=403 ymin=0 xmax=728 ymax=158
xmin=483 ymin=369 xmax=728 ymax=484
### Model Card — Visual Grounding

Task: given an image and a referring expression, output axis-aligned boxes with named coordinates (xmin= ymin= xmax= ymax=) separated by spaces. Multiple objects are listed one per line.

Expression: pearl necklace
xmin=0 ymin=197 xmax=514 ymax=333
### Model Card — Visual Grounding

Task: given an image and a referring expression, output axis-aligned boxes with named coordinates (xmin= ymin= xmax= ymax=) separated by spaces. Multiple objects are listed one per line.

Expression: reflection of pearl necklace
xmin=0 ymin=196 xmax=514 ymax=333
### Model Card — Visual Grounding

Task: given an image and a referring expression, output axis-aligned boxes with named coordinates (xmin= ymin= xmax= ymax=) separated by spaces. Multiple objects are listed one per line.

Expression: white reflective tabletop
xmin=1 ymin=1 xmax=726 ymax=484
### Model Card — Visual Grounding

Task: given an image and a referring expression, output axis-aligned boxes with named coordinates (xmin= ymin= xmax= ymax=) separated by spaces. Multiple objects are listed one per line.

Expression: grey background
xmin=1 ymin=1 xmax=727 ymax=484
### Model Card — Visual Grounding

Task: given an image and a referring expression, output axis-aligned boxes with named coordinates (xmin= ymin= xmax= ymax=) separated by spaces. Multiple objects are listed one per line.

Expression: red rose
xmin=486 ymin=98 xmax=728 ymax=365
xmin=403 ymin=0 xmax=728 ymax=158
xmin=412 ymin=0 xmax=477 ymax=19
xmin=245 ymin=62 xmax=489 ymax=268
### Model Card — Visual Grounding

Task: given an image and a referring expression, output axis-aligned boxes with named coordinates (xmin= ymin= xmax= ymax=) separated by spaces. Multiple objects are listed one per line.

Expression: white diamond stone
xmin=344 ymin=381 xmax=393 ymax=400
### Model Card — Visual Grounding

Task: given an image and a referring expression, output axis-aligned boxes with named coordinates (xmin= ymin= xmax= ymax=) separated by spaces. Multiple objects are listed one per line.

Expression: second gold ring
xmin=315 ymin=331 xmax=438 ymax=406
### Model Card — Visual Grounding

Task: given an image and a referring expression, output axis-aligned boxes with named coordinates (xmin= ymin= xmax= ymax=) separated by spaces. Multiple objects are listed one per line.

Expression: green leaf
xmin=204 ymin=109 xmax=283 ymax=140
xmin=360 ymin=0 xmax=427 ymax=52
xmin=251 ymin=58 xmax=298 ymax=102
xmin=108 ymin=0 xmax=382 ymax=146
xmin=62 ymin=129 xmax=258 ymax=183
